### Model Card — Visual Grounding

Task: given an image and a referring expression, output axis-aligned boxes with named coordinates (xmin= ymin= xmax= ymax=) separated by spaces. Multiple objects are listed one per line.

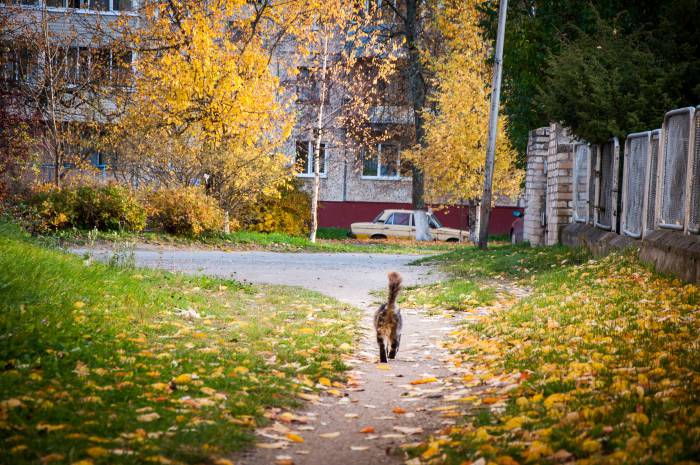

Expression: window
xmin=295 ymin=140 xmax=326 ymax=176
xmin=385 ymin=212 xmax=410 ymax=226
xmin=362 ymin=143 xmax=400 ymax=178
xmin=44 ymin=0 xmax=133 ymax=11
xmin=0 ymin=46 xmax=36 ymax=83
xmin=296 ymin=67 xmax=320 ymax=103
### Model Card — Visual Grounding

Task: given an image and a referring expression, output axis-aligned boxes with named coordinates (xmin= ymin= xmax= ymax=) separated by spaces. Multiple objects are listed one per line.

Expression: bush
xmin=146 ymin=187 xmax=224 ymax=236
xmin=238 ymin=181 xmax=310 ymax=236
xmin=24 ymin=184 xmax=146 ymax=233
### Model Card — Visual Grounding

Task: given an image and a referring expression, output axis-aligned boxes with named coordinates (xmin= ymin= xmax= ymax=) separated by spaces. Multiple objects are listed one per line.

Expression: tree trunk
xmin=405 ymin=0 xmax=429 ymax=241
xmin=309 ymin=33 xmax=330 ymax=244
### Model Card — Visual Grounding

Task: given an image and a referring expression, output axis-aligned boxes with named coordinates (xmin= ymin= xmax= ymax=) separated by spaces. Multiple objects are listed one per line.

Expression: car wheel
xmin=370 ymin=234 xmax=387 ymax=240
xmin=446 ymin=238 xmax=459 ymax=243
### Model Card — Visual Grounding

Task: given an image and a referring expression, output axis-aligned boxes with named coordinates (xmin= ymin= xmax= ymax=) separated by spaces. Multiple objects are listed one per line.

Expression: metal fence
xmin=646 ymin=130 xmax=661 ymax=235
xmin=572 ymin=142 xmax=590 ymax=223
xmin=594 ymin=138 xmax=620 ymax=231
xmin=689 ymin=106 xmax=700 ymax=233
xmin=658 ymin=107 xmax=696 ymax=231
xmin=622 ymin=132 xmax=650 ymax=238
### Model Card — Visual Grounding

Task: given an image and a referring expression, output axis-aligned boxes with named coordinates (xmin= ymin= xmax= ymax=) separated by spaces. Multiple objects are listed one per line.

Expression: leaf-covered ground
xmin=407 ymin=246 xmax=700 ymax=465
xmin=0 ymin=222 xmax=359 ymax=465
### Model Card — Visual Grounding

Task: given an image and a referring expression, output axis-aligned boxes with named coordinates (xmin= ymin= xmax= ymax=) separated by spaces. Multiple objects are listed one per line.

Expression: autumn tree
xmin=109 ymin=0 xmax=296 ymax=219
xmin=289 ymin=0 xmax=399 ymax=242
xmin=403 ymin=0 xmax=521 ymax=239
xmin=0 ymin=5 xmax=119 ymax=187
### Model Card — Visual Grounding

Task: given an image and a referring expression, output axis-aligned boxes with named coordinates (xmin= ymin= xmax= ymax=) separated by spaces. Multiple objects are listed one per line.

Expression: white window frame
xmin=295 ymin=140 xmax=327 ymax=178
xmin=7 ymin=0 xmax=141 ymax=15
xmin=361 ymin=143 xmax=401 ymax=180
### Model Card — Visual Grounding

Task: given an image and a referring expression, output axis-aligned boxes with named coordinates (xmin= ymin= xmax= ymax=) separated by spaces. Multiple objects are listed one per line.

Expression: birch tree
xmin=292 ymin=0 xmax=399 ymax=242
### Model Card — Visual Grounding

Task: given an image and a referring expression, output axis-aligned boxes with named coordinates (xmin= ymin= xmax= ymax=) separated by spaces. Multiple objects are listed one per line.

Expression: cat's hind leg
xmin=378 ymin=336 xmax=388 ymax=363
xmin=388 ymin=334 xmax=401 ymax=359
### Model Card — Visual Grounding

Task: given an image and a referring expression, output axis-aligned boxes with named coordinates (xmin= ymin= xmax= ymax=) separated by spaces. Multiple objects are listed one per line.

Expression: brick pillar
xmin=546 ymin=123 xmax=574 ymax=245
xmin=524 ymin=127 xmax=549 ymax=246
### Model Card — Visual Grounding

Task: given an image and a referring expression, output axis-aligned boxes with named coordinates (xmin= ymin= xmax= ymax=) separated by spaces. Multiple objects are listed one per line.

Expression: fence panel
xmin=622 ymin=132 xmax=650 ymax=238
xmin=659 ymin=107 xmax=695 ymax=231
xmin=588 ymin=145 xmax=598 ymax=223
xmin=573 ymin=143 xmax=590 ymax=223
xmin=646 ymin=130 xmax=661 ymax=234
xmin=689 ymin=107 xmax=700 ymax=233
xmin=595 ymin=139 xmax=619 ymax=230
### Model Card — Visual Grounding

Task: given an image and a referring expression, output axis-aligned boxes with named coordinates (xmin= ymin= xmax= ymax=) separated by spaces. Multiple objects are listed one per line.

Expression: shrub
xmin=73 ymin=185 xmax=146 ymax=232
xmin=146 ymin=187 xmax=224 ymax=236
xmin=23 ymin=184 xmax=146 ymax=233
xmin=238 ymin=181 xmax=310 ymax=236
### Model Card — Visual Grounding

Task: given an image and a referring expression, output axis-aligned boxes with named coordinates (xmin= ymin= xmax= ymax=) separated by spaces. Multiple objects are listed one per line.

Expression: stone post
xmin=524 ymin=127 xmax=549 ymax=246
xmin=545 ymin=123 xmax=574 ymax=245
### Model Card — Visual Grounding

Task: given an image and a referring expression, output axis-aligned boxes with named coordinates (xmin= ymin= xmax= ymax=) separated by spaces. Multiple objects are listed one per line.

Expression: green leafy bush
xmin=145 ymin=186 xmax=224 ymax=236
xmin=238 ymin=181 xmax=310 ymax=236
xmin=24 ymin=184 xmax=146 ymax=233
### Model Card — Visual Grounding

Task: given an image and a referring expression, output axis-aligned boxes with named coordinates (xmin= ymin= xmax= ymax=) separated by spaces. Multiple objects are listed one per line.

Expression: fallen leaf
xmin=393 ymin=426 xmax=423 ymax=435
xmin=318 ymin=377 xmax=332 ymax=387
xmin=392 ymin=407 xmax=406 ymax=414
xmin=86 ymin=448 xmax=108 ymax=459
xmin=275 ymin=455 xmax=294 ymax=465
xmin=350 ymin=446 xmax=369 ymax=451
xmin=137 ymin=413 xmax=160 ymax=423
xmin=319 ymin=432 xmax=340 ymax=439
xmin=410 ymin=377 xmax=438 ymax=385
xmin=286 ymin=433 xmax=304 ymax=443
xmin=360 ymin=426 xmax=376 ymax=434
xmin=256 ymin=442 xmax=287 ymax=449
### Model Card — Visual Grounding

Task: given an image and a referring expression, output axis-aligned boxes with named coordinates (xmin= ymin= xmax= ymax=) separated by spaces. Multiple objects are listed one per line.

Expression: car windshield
xmin=373 ymin=211 xmax=387 ymax=223
xmin=429 ymin=214 xmax=443 ymax=229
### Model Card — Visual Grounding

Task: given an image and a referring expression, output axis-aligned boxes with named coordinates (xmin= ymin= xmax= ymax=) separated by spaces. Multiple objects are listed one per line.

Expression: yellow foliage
xmin=404 ymin=0 xmax=522 ymax=203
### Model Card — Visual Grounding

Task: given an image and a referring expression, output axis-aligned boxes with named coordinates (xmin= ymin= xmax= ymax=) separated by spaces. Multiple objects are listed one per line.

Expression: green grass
xmin=43 ymin=227 xmax=461 ymax=254
xmin=413 ymin=242 xmax=591 ymax=281
xmin=401 ymin=279 xmax=496 ymax=312
xmin=0 ymin=222 xmax=360 ymax=464
xmin=316 ymin=227 xmax=350 ymax=240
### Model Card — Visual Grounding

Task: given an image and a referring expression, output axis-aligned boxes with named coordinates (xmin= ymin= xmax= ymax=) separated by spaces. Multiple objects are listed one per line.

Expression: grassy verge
xmin=0 ymin=222 xmax=359 ymax=465
xmin=45 ymin=228 xmax=460 ymax=255
xmin=401 ymin=243 xmax=589 ymax=313
xmin=409 ymin=245 xmax=700 ymax=464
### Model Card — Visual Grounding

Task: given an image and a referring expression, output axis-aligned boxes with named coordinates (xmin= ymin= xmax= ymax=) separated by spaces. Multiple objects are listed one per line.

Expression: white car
xmin=350 ymin=209 xmax=468 ymax=242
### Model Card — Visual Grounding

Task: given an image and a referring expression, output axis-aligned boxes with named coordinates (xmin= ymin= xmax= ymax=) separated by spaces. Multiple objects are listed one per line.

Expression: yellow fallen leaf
xmin=497 ymin=456 xmax=520 ymax=465
xmin=213 ymin=459 xmax=235 ymax=465
xmin=299 ymin=328 xmax=314 ymax=335
xmin=375 ymin=364 xmax=391 ymax=370
xmin=172 ymin=374 xmax=192 ymax=384
xmin=71 ymin=461 xmax=93 ymax=465
xmin=41 ymin=453 xmax=65 ymax=464
xmin=286 ymin=433 xmax=304 ymax=443
xmin=233 ymin=366 xmax=249 ymax=375
xmin=421 ymin=441 xmax=440 ymax=460
xmin=73 ymin=301 xmax=86 ymax=309
xmin=581 ymin=439 xmax=601 ymax=453
xmin=86 ymin=447 xmax=108 ymax=459
xmin=503 ymin=416 xmax=529 ymax=431
xmin=410 ymin=377 xmax=438 ymax=385
xmin=627 ymin=412 xmax=649 ymax=425
xmin=318 ymin=377 xmax=332 ymax=387
xmin=36 ymin=423 xmax=67 ymax=432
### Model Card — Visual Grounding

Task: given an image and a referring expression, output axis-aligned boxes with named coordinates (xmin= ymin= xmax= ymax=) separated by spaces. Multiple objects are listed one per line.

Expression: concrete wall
xmin=562 ymin=223 xmax=700 ymax=285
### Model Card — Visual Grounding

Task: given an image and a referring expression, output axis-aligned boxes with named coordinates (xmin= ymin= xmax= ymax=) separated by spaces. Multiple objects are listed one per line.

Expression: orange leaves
xmin=285 ymin=433 xmax=304 ymax=443
xmin=392 ymin=407 xmax=406 ymax=415
xmin=359 ymin=426 xmax=375 ymax=434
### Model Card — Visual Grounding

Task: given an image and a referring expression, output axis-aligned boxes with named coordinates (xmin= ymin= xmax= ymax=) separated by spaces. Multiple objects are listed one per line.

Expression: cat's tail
xmin=387 ymin=271 xmax=402 ymax=310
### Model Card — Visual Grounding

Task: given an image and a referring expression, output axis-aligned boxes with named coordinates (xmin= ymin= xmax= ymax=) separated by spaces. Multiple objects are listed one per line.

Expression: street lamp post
xmin=477 ymin=0 xmax=508 ymax=250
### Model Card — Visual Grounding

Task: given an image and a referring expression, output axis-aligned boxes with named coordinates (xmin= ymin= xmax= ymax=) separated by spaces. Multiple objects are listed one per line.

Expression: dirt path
xmin=74 ymin=248 xmax=494 ymax=465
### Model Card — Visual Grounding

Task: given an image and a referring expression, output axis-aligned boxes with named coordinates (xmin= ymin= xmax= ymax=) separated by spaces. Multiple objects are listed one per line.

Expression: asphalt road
xmin=75 ymin=248 xmax=443 ymax=307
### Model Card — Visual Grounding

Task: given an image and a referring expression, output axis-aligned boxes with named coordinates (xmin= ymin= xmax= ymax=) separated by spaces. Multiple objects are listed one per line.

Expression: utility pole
xmin=477 ymin=0 xmax=508 ymax=250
